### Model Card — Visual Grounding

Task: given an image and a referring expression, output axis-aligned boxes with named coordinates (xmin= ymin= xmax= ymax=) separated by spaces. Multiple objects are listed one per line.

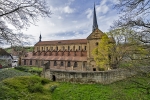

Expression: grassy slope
xmin=0 ymin=69 xmax=150 ymax=100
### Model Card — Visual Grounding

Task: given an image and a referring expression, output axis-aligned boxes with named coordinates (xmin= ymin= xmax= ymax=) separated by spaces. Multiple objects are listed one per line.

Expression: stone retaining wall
xmin=43 ymin=66 xmax=150 ymax=84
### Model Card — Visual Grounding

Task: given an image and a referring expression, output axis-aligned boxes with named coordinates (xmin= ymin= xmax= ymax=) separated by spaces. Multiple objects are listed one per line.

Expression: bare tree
xmin=112 ymin=0 xmax=150 ymax=43
xmin=0 ymin=0 xmax=51 ymax=45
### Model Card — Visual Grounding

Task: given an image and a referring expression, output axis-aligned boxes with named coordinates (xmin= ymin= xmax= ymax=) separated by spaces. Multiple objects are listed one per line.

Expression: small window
xmin=74 ymin=62 xmax=77 ymax=67
xmin=61 ymin=61 xmax=64 ymax=66
xmin=84 ymin=46 xmax=86 ymax=50
xmin=96 ymin=42 xmax=99 ymax=46
xmin=67 ymin=61 xmax=71 ymax=67
xmin=24 ymin=60 xmax=26 ymax=65
xmin=79 ymin=46 xmax=80 ymax=50
xmin=56 ymin=46 xmax=58 ymax=50
xmin=30 ymin=60 xmax=32 ymax=65
xmin=73 ymin=46 xmax=75 ymax=51
xmin=51 ymin=47 xmax=53 ymax=51
xmin=54 ymin=61 xmax=57 ymax=66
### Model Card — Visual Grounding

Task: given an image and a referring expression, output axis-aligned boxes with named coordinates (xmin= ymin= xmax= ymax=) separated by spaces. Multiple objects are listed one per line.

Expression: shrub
xmin=50 ymin=85 xmax=57 ymax=93
xmin=28 ymin=83 xmax=44 ymax=93
xmin=41 ymin=78 xmax=50 ymax=85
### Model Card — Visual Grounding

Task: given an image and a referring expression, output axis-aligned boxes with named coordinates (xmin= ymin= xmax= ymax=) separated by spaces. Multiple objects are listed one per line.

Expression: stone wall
xmin=43 ymin=66 xmax=150 ymax=84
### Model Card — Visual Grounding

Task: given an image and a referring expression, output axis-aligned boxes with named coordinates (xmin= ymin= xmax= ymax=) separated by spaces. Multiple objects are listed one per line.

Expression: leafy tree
xmin=110 ymin=28 xmax=150 ymax=68
xmin=93 ymin=28 xmax=150 ymax=70
xmin=92 ymin=34 xmax=114 ymax=70
xmin=113 ymin=0 xmax=150 ymax=43
xmin=0 ymin=0 xmax=51 ymax=45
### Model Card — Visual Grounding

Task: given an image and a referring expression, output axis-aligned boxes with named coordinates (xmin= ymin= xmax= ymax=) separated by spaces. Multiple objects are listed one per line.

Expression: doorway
xmin=52 ymin=75 xmax=56 ymax=81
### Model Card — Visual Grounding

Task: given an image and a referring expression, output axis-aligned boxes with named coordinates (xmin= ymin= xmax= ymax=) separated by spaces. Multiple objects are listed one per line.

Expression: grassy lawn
xmin=0 ymin=69 xmax=150 ymax=100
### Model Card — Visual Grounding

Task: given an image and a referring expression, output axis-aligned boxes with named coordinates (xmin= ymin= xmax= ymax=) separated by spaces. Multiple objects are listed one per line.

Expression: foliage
xmin=0 ymin=0 xmax=51 ymax=45
xmin=0 ymin=76 xmax=51 ymax=100
xmin=108 ymin=28 xmax=150 ymax=68
xmin=15 ymin=66 xmax=43 ymax=76
xmin=0 ymin=68 xmax=32 ymax=81
xmin=92 ymin=34 xmax=114 ymax=70
xmin=50 ymin=85 xmax=57 ymax=93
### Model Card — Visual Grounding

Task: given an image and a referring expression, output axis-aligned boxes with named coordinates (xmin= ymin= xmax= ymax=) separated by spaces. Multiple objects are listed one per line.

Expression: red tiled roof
xmin=22 ymin=52 xmax=87 ymax=61
xmin=34 ymin=39 xmax=87 ymax=46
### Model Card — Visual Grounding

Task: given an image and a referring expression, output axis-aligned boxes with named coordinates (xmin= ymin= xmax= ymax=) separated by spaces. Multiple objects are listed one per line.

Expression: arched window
xmin=30 ymin=60 xmax=32 ymax=65
xmin=61 ymin=61 xmax=64 ymax=66
xmin=67 ymin=61 xmax=71 ymax=67
xmin=74 ymin=62 xmax=77 ymax=67
xmin=54 ymin=61 xmax=57 ymax=66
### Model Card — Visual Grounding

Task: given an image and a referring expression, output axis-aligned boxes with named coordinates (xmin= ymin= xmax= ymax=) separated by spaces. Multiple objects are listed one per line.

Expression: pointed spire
xmin=92 ymin=3 xmax=98 ymax=31
xmin=39 ymin=33 xmax=42 ymax=42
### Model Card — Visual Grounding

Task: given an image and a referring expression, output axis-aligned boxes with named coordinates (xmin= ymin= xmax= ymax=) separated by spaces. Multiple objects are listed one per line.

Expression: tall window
xmin=24 ymin=60 xmax=26 ymax=65
xmin=84 ymin=46 xmax=86 ymax=50
xmin=56 ymin=46 xmax=58 ymax=51
xmin=46 ymin=47 xmax=48 ymax=51
xmin=61 ymin=61 xmax=64 ymax=66
xmin=74 ymin=62 xmax=77 ymax=67
xmin=96 ymin=42 xmax=99 ymax=46
xmin=79 ymin=46 xmax=80 ymax=50
xmin=50 ymin=47 xmax=53 ymax=51
xmin=67 ymin=61 xmax=71 ymax=67
xmin=54 ymin=61 xmax=57 ymax=66
xmin=73 ymin=46 xmax=75 ymax=51
xmin=42 ymin=47 xmax=43 ymax=51
xmin=68 ymin=46 xmax=70 ymax=51
xmin=30 ymin=60 xmax=32 ymax=65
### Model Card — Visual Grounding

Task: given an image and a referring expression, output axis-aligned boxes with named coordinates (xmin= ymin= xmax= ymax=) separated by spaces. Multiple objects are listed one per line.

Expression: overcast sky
xmin=21 ymin=0 xmax=119 ymax=46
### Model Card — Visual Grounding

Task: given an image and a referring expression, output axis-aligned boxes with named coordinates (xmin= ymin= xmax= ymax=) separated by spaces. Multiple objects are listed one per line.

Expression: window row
xmin=24 ymin=60 xmax=86 ymax=67
xmin=36 ymin=46 xmax=87 ymax=51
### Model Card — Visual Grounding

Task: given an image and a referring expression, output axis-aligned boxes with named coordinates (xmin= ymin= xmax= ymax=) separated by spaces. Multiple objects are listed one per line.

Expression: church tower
xmin=39 ymin=34 xmax=42 ymax=42
xmin=87 ymin=4 xmax=104 ymax=71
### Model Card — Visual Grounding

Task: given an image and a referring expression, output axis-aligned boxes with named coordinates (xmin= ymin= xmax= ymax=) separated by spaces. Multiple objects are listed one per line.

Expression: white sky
xmin=3 ymin=0 xmax=120 ymax=48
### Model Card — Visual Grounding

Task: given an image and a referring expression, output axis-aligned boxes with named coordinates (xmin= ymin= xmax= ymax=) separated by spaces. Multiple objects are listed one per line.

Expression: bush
xmin=50 ymin=85 xmax=57 ymax=93
xmin=41 ymin=78 xmax=50 ymax=85
xmin=28 ymin=83 xmax=44 ymax=93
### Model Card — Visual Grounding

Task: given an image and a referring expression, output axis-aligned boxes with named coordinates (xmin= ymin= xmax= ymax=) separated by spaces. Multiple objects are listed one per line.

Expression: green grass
xmin=0 ymin=69 xmax=150 ymax=100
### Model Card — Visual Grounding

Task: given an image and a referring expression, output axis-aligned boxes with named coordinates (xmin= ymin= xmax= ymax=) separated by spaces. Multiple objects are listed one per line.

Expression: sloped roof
xmin=0 ymin=48 xmax=13 ymax=58
xmin=35 ymin=39 xmax=87 ymax=46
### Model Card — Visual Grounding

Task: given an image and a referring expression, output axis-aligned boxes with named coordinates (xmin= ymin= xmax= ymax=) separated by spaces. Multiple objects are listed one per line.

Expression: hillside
xmin=0 ymin=69 xmax=150 ymax=100
xmin=5 ymin=46 xmax=34 ymax=53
